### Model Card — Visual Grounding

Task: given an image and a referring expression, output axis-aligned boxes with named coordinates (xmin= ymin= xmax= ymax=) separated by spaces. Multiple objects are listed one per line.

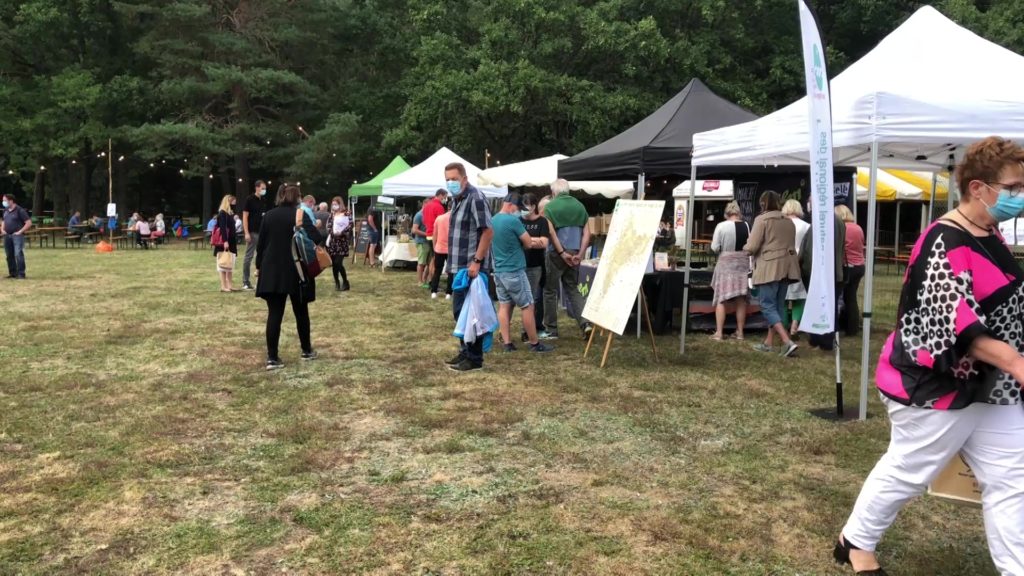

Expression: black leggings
xmin=430 ymin=252 xmax=453 ymax=294
xmin=265 ymin=293 xmax=311 ymax=360
xmin=332 ymin=255 xmax=348 ymax=286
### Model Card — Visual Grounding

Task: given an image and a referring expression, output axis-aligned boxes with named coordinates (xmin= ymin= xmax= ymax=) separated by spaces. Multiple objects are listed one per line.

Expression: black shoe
xmin=833 ymin=537 xmax=887 ymax=575
xmin=341 ymin=282 xmax=350 ymax=291
xmin=448 ymin=359 xmax=482 ymax=372
xmin=445 ymin=353 xmax=466 ymax=366
xmin=301 ymin=350 xmax=318 ymax=361
xmin=266 ymin=359 xmax=284 ymax=371
xmin=502 ymin=343 xmax=517 ymax=353
xmin=520 ymin=332 xmax=529 ymax=343
xmin=529 ymin=342 xmax=555 ymax=353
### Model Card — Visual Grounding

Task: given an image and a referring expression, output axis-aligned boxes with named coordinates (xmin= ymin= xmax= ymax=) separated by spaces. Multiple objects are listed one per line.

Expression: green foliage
xmin=2 ymin=0 xmax=1024 ymax=212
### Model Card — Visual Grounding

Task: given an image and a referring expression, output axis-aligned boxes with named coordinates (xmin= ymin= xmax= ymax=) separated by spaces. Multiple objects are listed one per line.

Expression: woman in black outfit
xmin=255 ymin=185 xmax=323 ymax=370
xmin=214 ymin=195 xmax=238 ymax=292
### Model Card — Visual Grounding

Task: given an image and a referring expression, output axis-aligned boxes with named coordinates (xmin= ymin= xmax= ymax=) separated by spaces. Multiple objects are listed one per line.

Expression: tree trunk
xmin=114 ymin=164 xmax=129 ymax=221
xmin=202 ymin=174 xmax=212 ymax=224
xmin=68 ymin=158 xmax=90 ymax=217
xmin=32 ymin=169 xmax=45 ymax=220
xmin=51 ymin=163 xmax=69 ymax=224
xmin=234 ymin=154 xmax=250 ymax=204
xmin=218 ymin=165 xmax=232 ymax=210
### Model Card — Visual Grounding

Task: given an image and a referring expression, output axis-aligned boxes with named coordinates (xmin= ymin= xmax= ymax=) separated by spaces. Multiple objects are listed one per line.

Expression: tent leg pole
xmin=636 ymin=172 xmax=645 ymax=339
xmin=859 ymin=141 xmax=880 ymax=421
xmin=679 ymin=165 xmax=698 ymax=355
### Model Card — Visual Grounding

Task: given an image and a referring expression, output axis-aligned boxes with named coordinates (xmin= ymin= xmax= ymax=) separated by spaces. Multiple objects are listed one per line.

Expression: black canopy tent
xmin=557 ymin=78 xmax=758 ymax=181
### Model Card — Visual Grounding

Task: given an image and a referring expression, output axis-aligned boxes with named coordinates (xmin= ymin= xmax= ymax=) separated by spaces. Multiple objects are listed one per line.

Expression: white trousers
xmin=843 ymin=397 xmax=1024 ymax=575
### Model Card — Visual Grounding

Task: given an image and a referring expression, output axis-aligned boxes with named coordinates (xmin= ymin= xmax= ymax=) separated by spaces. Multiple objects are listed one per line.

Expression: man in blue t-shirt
xmin=491 ymin=192 xmax=554 ymax=354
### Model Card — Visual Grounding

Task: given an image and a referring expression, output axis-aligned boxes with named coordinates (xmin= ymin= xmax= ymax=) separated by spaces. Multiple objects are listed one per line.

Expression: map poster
xmin=582 ymin=199 xmax=665 ymax=335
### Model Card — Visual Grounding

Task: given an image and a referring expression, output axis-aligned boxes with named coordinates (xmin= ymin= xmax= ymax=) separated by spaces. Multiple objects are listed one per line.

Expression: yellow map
xmin=582 ymin=200 xmax=665 ymax=335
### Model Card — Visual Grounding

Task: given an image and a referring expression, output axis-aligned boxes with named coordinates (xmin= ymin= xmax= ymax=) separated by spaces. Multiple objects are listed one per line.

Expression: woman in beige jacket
xmin=744 ymin=190 xmax=802 ymax=357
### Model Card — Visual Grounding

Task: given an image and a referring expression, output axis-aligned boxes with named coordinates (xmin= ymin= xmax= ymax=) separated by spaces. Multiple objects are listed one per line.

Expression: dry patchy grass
xmin=0 ymin=245 xmax=995 ymax=575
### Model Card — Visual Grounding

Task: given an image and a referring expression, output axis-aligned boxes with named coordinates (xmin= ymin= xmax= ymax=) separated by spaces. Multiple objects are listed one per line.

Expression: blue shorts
xmin=495 ymin=270 xmax=533 ymax=309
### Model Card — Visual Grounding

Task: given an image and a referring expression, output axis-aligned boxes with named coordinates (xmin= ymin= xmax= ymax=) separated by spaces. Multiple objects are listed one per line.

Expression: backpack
xmin=292 ymin=226 xmax=324 ymax=279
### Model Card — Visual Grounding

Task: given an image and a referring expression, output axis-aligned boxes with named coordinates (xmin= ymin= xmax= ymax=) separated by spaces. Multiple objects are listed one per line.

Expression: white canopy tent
xmin=478 ymin=154 xmax=635 ymax=198
xmin=680 ymin=6 xmax=1024 ymax=420
xmin=383 ymin=147 xmax=507 ymax=198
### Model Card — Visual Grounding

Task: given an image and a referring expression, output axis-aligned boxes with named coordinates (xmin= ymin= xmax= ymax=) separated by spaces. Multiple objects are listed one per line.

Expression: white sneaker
xmin=431 ymin=292 xmax=438 ymax=299
xmin=445 ymin=294 xmax=451 ymax=300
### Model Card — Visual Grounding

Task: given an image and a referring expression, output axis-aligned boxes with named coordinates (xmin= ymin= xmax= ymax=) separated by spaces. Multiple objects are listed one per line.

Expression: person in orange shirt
xmin=429 ymin=201 xmax=452 ymax=300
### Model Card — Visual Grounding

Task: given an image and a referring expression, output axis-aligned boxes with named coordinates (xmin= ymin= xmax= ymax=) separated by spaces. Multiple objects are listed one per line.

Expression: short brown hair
xmin=277 ymin=185 xmax=302 ymax=206
xmin=956 ymin=136 xmax=1024 ymax=198
xmin=444 ymin=162 xmax=467 ymax=178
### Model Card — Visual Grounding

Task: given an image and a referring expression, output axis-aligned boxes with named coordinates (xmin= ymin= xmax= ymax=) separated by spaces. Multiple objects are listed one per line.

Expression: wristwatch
xmin=472 ymin=257 xmax=484 ymax=264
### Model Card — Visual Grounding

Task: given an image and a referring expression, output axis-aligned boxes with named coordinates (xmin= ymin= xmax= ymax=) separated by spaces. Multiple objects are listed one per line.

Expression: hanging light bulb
xmin=39 ymin=165 xmax=46 ymax=171
xmin=296 ymin=181 xmax=301 ymax=186
xmin=7 ymin=170 xmax=13 ymax=175
xmin=266 ymin=140 xmax=271 ymax=145
xmin=332 ymin=153 xmax=337 ymax=157
xmin=208 ymin=174 xmax=214 ymax=179
xmin=161 ymin=160 xmax=166 ymax=164
xmin=118 ymin=156 xmax=124 ymax=162
xmin=71 ymin=160 xmax=77 ymax=164
xmin=204 ymin=156 xmax=209 ymax=161
xmin=238 ymin=178 xmax=243 ymax=182
xmin=179 ymin=169 xmax=185 ymax=175
xmin=149 ymin=163 xmax=155 ymax=167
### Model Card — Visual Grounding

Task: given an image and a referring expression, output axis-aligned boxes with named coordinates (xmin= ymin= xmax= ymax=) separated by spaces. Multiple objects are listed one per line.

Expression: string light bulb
xmin=297 ymin=181 xmax=301 ymax=186
xmin=150 ymin=163 xmax=155 ymax=167
xmin=238 ymin=178 xmax=243 ymax=182
xmin=39 ymin=165 xmax=46 ymax=171
xmin=71 ymin=160 xmax=77 ymax=164
xmin=209 ymin=174 xmax=214 ymax=179
xmin=7 ymin=170 xmax=13 ymax=175
xmin=161 ymin=160 xmax=166 ymax=164
xmin=179 ymin=169 xmax=185 ymax=175
xmin=118 ymin=156 xmax=124 ymax=162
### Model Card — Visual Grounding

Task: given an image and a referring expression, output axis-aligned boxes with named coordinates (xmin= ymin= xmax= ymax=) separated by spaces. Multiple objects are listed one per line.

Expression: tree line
xmin=0 ymin=0 xmax=1019 ymax=222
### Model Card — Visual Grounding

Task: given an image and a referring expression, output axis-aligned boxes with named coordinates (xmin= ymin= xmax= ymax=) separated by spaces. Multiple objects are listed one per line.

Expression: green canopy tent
xmin=349 ymin=155 xmax=412 ymax=198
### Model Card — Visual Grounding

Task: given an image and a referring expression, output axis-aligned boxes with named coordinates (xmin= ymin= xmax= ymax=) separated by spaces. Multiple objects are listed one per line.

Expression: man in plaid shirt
xmin=443 ymin=162 xmax=494 ymax=372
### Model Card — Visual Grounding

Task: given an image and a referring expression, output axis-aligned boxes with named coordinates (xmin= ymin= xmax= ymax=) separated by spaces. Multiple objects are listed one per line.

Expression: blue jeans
xmin=757 ymin=280 xmax=788 ymax=327
xmin=452 ymin=272 xmax=490 ymax=366
xmin=4 ymin=234 xmax=26 ymax=277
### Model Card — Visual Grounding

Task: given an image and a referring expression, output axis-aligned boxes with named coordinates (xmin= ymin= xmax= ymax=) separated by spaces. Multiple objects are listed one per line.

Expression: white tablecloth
xmin=381 ymin=240 xmax=419 ymax=267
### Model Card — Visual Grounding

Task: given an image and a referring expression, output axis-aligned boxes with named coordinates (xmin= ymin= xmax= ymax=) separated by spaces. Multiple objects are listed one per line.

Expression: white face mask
xmin=331 ymin=204 xmax=340 ymax=211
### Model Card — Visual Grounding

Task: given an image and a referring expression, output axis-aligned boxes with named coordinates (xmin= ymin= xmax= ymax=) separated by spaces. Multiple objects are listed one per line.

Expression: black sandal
xmin=833 ymin=536 xmax=888 ymax=575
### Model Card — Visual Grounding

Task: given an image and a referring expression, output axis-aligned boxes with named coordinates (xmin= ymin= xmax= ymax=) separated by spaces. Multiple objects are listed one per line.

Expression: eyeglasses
xmin=985 ymin=181 xmax=1024 ymax=196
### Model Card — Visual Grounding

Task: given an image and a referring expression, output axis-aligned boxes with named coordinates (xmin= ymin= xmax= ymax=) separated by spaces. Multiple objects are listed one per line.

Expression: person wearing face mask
xmin=326 ymin=196 xmax=351 ymax=291
xmin=1 ymin=194 xmax=32 ymax=279
xmin=834 ymin=137 xmax=1024 ymax=576
xmin=242 ymin=180 xmax=268 ymax=290
xmin=214 ymin=194 xmax=239 ymax=292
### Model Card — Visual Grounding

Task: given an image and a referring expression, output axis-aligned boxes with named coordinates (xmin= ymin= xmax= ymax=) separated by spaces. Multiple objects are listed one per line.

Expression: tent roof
xmin=693 ymin=6 xmax=1024 ymax=171
xmin=382 ymin=147 xmax=507 ymax=198
xmin=673 ymin=170 xmax=950 ymax=203
xmin=348 ymin=156 xmax=411 ymax=197
xmin=558 ymin=78 xmax=758 ymax=180
xmin=478 ymin=154 xmax=634 ymax=198
xmin=478 ymin=154 xmax=568 ymax=187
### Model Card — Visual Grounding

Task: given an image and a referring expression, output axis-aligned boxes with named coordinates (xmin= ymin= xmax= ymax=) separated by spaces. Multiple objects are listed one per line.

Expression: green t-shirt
xmin=491 ymin=213 xmax=527 ymax=273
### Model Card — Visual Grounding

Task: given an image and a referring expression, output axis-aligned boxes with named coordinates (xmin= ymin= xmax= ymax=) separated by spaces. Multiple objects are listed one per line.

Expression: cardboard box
xmin=587 ymin=217 xmax=602 ymax=236
xmin=601 ymin=213 xmax=614 ymax=233
xmin=928 ymin=452 xmax=982 ymax=506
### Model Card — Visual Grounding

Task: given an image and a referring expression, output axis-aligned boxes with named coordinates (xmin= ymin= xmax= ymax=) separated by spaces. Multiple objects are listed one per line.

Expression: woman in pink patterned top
xmin=836 ymin=137 xmax=1024 ymax=576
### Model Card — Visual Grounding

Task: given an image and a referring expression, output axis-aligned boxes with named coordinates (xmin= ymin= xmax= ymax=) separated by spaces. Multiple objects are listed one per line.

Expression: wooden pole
xmin=600 ymin=331 xmax=614 ymax=368
xmin=108 ymin=138 xmax=113 ymax=244
xmin=641 ymin=292 xmax=659 ymax=361
xmin=584 ymin=322 xmax=598 ymax=358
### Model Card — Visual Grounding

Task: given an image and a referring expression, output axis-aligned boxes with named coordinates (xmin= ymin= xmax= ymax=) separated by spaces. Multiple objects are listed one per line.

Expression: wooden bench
xmin=25 ymin=231 xmax=51 ymax=248
xmin=109 ymin=235 xmax=128 ymax=250
xmin=189 ymin=235 xmax=209 ymax=250
xmin=64 ymin=234 xmax=82 ymax=248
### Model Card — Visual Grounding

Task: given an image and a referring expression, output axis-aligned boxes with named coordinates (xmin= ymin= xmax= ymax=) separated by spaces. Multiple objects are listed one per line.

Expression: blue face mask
xmin=446 ymin=180 xmax=461 ymax=196
xmin=982 ymin=187 xmax=1024 ymax=222
xmin=1 ymin=200 xmax=7 ymax=209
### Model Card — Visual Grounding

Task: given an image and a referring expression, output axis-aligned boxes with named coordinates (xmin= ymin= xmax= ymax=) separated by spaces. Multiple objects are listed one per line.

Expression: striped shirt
xmin=446 ymin=184 xmax=493 ymax=274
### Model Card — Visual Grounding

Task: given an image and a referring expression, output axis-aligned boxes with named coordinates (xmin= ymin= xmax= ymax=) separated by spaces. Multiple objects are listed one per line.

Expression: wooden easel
xmin=583 ymin=290 xmax=659 ymax=368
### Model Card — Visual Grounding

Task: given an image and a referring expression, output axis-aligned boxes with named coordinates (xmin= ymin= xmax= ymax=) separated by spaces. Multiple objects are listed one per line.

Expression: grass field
xmin=0 ymin=244 xmax=996 ymax=575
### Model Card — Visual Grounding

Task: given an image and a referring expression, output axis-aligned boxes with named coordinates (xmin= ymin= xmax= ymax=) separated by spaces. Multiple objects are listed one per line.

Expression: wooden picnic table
xmin=33 ymin=226 xmax=66 ymax=247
